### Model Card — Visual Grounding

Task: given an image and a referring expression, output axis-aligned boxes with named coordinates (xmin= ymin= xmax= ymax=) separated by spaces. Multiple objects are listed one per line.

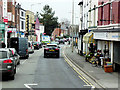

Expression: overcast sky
xmin=16 ymin=0 xmax=80 ymax=24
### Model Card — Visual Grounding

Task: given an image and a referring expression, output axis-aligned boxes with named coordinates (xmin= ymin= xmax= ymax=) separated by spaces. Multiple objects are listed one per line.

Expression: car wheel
xmin=44 ymin=54 xmax=47 ymax=58
xmin=56 ymin=54 xmax=59 ymax=58
xmin=14 ymin=66 xmax=16 ymax=74
xmin=26 ymin=55 xmax=29 ymax=59
xmin=10 ymin=74 xmax=15 ymax=80
xmin=17 ymin=61 xmax=20 ymax=65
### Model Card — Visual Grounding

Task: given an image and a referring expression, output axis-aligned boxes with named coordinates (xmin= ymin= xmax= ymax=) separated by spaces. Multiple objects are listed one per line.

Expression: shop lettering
xmin=112 ymin=35 xmax=120 ymax=38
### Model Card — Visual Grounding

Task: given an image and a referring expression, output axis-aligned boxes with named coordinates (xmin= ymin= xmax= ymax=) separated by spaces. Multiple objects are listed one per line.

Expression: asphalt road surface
xmin=1 ymin=45 xmax=91 ymax=89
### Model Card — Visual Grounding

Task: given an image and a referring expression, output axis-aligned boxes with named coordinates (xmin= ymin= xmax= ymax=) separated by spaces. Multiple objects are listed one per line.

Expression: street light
xmin=72 ymin=0 xmax=74 ymax=52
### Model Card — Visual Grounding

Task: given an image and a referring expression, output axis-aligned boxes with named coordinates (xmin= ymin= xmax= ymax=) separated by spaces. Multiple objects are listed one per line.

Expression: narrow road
xmin=1 ymin=45 xmax=91 ymax=89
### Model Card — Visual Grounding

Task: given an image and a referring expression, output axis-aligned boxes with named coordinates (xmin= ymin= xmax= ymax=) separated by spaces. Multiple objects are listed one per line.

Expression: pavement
xmin=64 ymin=45 xmax=120 ymax=89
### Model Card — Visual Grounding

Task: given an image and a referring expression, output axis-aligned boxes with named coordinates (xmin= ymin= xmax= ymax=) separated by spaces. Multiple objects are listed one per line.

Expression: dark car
xmin=10 ymin=37 xmax=29 ymax=59
xmin=33 ymin=42 xmax=42 ymax=49
xmin=44 ymin=44 xmax=60 ymax=58
xmin=0 ymin=48 xmax=17 ymax=80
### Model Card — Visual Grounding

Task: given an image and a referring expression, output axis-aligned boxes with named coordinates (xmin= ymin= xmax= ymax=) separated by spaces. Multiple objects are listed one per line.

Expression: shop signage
xmin=94 ymin=32 xmax=120 ymax=41
xmin=0 ymin=24 xmax=5 ymax=30
xmin=94 ymin=32 xmax=107 ymax=40
xmin=3 ymin=16 xmax=8 ymax=23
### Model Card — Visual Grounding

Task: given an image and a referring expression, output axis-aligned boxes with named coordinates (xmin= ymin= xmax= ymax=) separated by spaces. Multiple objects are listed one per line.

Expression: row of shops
xmin=78 ymin=27 xmax=120 ymax=72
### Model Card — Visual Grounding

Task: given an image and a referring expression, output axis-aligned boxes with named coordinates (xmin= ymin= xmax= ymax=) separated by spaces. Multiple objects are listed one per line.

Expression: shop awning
xmin=83 ymin=32 xmax=95 ymax=43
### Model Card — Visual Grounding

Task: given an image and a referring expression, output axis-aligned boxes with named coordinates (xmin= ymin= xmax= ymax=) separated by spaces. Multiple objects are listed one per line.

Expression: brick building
xmin=93 ymin=0 xmax=120 ymax=71
xmin=7 ymin=0 xmax=16 ymax=38
xmin=52 ymin=28 xmax=61 ymax=40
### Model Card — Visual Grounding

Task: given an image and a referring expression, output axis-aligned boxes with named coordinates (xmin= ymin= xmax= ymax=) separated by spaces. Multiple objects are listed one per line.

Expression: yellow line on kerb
xmin=78 ymin=76 xmax=89 ymax=85
xmin=64 ymin=57 xmax=93 ymax=86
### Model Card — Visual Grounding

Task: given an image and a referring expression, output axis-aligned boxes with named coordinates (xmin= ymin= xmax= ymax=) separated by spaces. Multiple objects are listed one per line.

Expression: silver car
xmin=0 ymin=48 xmax=17 ymax=80
xmin=9 ymin=48 xmax=20 ymax=65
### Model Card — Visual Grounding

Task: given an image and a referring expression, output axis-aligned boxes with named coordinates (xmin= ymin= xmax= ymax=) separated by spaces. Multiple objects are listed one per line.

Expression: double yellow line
xmin=64 ymin=57 xmax=94 ymax=87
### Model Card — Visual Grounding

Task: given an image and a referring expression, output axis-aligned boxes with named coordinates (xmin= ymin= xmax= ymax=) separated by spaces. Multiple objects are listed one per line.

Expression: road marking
xmin=84 ymin=85 xmax=95 ymax=90
xmin=78 ymin=76 xmax=89 ymax=85
xmin=21 ymin=59 xmax=27 ymax=65
xmin=24 ymin=84 xmax=38 ymax=90
xmin=63 ymin=46 xmax=95 ymax=88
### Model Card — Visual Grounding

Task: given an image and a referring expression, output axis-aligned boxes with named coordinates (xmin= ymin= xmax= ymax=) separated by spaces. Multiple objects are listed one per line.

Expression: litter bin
xmin=104 ymin=65 xmax=113 ymax=73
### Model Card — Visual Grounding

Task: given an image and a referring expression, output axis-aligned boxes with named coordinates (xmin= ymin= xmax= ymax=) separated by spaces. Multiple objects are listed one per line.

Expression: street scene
xmin=0 ymin=0 xmax=120 ymax=90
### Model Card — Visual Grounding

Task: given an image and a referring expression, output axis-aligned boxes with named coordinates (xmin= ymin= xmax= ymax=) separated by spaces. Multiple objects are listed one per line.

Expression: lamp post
xmin=72 ymin=0 xmax=74 ymax=52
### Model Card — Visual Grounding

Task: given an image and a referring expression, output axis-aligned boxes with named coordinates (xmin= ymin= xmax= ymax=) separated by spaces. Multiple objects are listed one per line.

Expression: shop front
xmin=78 ymin=29 xmax=88 ymax=55
xmin=93 ymin=30 xmax=120 ymax=72
xmin=0 ymin=23 xmax=5 ymax=48
xmin=83 ymin=31 xmax=95 ymax=55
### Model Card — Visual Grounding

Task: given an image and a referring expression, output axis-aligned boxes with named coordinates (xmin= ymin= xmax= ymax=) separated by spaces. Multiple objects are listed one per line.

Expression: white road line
xmin=24 ymin=84 xmax=38 ymax=90
xmin=84 ymin=85 xmax=95 ymax=90
xmin=21 ymin=59 xmax=27 ymax=65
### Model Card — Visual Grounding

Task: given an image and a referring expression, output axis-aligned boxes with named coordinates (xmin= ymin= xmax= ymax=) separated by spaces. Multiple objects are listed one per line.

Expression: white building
xmin=78 ymin=0 xmax=98 ymax=55
xmin=19 ymin=8 xmax=26 ymax=37
xmin=3 ymin=0 xmax=8 ymax=47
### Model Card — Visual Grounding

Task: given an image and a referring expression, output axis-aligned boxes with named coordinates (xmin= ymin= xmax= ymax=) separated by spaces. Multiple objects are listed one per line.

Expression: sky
xmin=16 ymin=0 xmax=80 ymax=25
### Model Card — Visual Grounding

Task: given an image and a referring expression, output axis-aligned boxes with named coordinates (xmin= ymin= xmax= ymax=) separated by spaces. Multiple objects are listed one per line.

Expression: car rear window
xmin=46 ymin=45 xmax=57 ymax=48
xmin=0 ymin=51 xmax=7 ymax=59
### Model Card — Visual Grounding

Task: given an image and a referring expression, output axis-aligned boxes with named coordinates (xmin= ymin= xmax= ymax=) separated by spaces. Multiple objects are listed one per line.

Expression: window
xmin=0 ymin=51 xmax=7 ymax=59
xmin=21 ymin=11 xmax=24 ymax=17
xmin=21 ymin=21 xmax=24 ymax=29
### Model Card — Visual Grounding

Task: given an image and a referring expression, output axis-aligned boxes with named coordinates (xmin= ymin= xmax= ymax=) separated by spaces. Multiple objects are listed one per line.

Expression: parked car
xmin=0 ymin=48 xmax=17 ymax=80
xmin=28 ymin=41 xmax=34 ymax=53
xmin=33 ymin=41 xmax=42 ymax=49
xmin=10 ymin=37 xmax=29 ymax=59
xmin=44 ymin=44 xmax=60 ymax=58
xmin=9 ymin=48 xmax=20 ymax=65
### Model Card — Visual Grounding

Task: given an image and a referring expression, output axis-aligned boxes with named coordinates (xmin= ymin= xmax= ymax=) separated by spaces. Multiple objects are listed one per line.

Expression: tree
xmin=60 ymin=18 xmax=70 ymax=29
xmin=39 ymin=5 xmax=58 ymax=36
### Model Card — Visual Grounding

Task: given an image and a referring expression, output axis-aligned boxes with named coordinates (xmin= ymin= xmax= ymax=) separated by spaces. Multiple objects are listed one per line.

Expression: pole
xmin=72 ymin=0 xmax=74 ymax=52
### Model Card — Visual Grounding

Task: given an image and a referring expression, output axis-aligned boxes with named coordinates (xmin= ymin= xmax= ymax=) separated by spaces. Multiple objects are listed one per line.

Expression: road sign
xmin=3 ymin=19 xmax=8 ymax=23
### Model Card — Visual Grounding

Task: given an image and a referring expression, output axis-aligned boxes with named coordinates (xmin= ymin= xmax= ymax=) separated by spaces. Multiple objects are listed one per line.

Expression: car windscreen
xmin=0 ymin=51 xmax=7 ymax=59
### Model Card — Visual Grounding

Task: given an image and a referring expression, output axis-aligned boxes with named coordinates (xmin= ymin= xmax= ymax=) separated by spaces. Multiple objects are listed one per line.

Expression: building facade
xmin=93 ymin=0 xmax=120 ymax=71
xmin=25 ymin=10 xmax=35 ymax=41
xmin=19 ymin=7 xmax=26 ymax=37
xmin=7 ymin=0 xmax=16 ymax=38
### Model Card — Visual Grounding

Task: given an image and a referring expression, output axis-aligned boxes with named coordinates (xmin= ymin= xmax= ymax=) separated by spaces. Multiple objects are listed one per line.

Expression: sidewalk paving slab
xmin=64 ymin=46 xmax=119 ymax=89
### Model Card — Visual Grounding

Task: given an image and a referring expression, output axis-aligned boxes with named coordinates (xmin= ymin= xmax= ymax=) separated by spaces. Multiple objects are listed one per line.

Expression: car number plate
xmin=49 ymin=50 xmax=54 ymax=51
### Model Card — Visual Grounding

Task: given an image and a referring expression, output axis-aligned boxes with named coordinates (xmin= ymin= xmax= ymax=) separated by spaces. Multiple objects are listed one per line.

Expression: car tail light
xmin=37 ymin=43 xmax=39 ymax=46
xmin=3 ymin=59 xmax=12 ymax=63
xmin=31 ymin=45 xmax=32 ymax=49
xmin=55 ymin=48 xmax=59 ymax=50
xmin=26 ymin=49 xmax=28 ymax=52
xmin=45 ymin=48 xmax=49 ymax=50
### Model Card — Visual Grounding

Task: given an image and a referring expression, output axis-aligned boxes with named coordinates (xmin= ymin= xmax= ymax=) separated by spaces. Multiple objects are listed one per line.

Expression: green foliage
xmin=39 ymin=5 xmax=58 ymax=36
